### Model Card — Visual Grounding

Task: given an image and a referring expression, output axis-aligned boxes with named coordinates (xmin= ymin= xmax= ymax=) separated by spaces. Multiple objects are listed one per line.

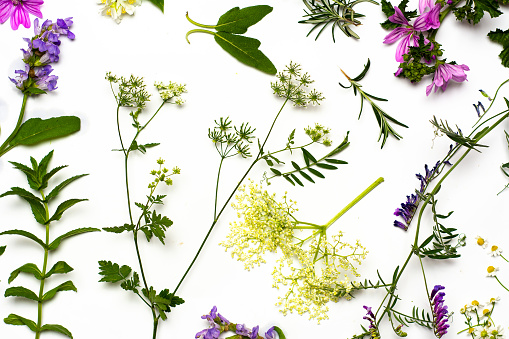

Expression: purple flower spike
xmin=0 ymin=0 xmax=44 ymax=30
xmin=363 ymin=306 xmax=381 ymax=338
xmin=430 ymin=285 xmax=449 ymax=338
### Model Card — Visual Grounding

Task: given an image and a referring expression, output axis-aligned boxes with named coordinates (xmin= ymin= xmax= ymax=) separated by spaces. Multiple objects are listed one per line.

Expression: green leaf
xmin=0 ymin=187 xmax=42 ymax=203
xmin=290 ymin=173 xmax=303 ymax=187
xmin=213 ymin=32 xmax=276 ymax=75
xmin=283 ymin=175 xmax=295 ymax=186
xmin=103 ymin=224 xmax=134 ymax=234
xmin=302 ymin=148 xmax=317 ymax=164
xmin=8 ymin=161 xmax=37 ymax=189
xmin=273 ymin=326 xmax=287 ymax=339
xmin=48 ymin=227 xmax=100 ymax=251
xmin=216 ymin=6 xmax=273 ymax=34
xmin=98 ymin=261 xmax=132 ymax=283
xmin=45 ymin=174 xmax=88 ymax=202
xmin=146 ymin=0 xmax=164 ymax=12
xmin=325 ymin=158 xmax=348 ymax=164
xmin=0 ymin=245 xmax=5 ymax=256
xmin=42 ymin=165 xmax=67 ymax=185
xmin=351 ymin=59 xmax=370 ymax=82
xmin=45 ymin=261 xmax=74 ymax=279
xmin=42 ymin=280 xmax=77 ymax=302
xmin=299 ymin=170 xmax=315 ymax=183
xmin=291 ymin=161 xmax=301 ymax=170
xmin=270 ymin=168 xmax=282 ymax=176
xmin=316 ymin=163 xmax=338 ymax=170
xmin=37 ymin=150 xmax=54 ymax=179
xmin=1 ymin=189 xmax=47 ymax=223
xmin=5 ymin=286 xmax=39 ymax=301
xmin=40 ymin=324 xmax=73 ymax=338
xmin=4 ymin=313 xmax=38 ymax=332
xmin=9 ymin=263 xmax=43 ymax=283
xmin=29 ymin=199 xmax=47 ymax=224
xmin=308 ymin=168 xmax=325 ymax=178
xmin=145 ymin=211 xmax=173 ymax=244
xmin=488 ymin=28 xmax=509 ymax=68
xmin=0 ymin=230 xmax=46 ymax=249
xmin=9 ymin=116 xmax=80 ymax=147
xmin=120 ymin=272 xmax=140 ymax=292
xmin=25 ymin=87 xmax=47 ymax=95
xmin=47 ymin=199 xmax=87 ymax=224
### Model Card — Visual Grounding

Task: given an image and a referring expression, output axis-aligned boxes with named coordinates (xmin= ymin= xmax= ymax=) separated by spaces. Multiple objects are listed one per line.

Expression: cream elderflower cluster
xmin=221 ymin=181 xmax=367 ymax=322
xmin=154 ymin=81 xmax=187 ymax=105
xmin=99 ymin=0 xmax=141 ymax=23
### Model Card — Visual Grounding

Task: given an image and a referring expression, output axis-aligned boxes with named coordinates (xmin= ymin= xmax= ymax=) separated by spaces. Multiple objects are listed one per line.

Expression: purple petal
xmin=388 ymin=6 xmax=409 ymax=25
xmin=395 ymin=34 xmax=412 ymax=62
xmin=10 ymin=4 xmax=31 ymax=29
xmin=383 ymin=26 xmax=410 ymax=44
xmin=0 ymin=0 xmax=14 ymax=23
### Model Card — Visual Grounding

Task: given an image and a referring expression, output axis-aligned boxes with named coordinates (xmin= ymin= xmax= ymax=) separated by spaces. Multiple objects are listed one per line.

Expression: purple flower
xmin=0 ymin=0 xmax=43 ymax=30
xmin=383 ymin=0 xmax=441 ymax=62
xmin=363 ymin=306 xmax=381 ymax=338
xmin=236 ymin=324 xmax=251 ymax=336
xmin=426 ymin=62 xmax=470 ymax=96
xmin=394 ymin=162 xmax=440 ymax=230
xmin=250 ymin=325 xmax=260 ymax=339
xmin=265 ymin=326 xmax=276 ymax=339
xmin=195 ymin=327 xmax=221 ymax=339
xmin=430 ymin=285 xmax=449 ymax=338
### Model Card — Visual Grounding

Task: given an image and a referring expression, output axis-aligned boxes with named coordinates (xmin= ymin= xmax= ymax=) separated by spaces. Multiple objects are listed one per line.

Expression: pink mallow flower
xmin=426 ymin=63 xmax=470 ymax=95
xmin=0 ymin=0 xmax=43 ymax=30
xmin=383 ymin=0 xmax=441 ymax=62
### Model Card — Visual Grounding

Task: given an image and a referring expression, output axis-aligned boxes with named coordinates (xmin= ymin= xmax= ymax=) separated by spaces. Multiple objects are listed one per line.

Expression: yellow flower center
xmin=477 ymin=238 xmax=486 ymax=246
xmin=489 ymin=297 xmax=497 ymax=303
xmin=487 ymin=266 xmax=496 ymax=273
xmin=481 ymin=329 xmax=488 ymax=337
xmin=483 ymin=308 xmax=490 ymax=316
xmin=491 ymin=245 xmax=498 ymax=251
xmin=468 ymin=328 xmax=475 ymax=334
xmin=472 ymin=300 xmax=480 ymax=306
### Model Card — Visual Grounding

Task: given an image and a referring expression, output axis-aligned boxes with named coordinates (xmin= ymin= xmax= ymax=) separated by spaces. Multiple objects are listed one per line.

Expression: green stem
xmin=185 ymin=12 xmax=217 ymax=29
xmin=495 ymin=276 xmax=509 ymax=292
xmin=173 ymin=98 xmax=290 ymax=295
xmin=324 ymin=177 xmax=384 ymax=228
xmin=214 ymin=157 xmax=225 ymax=220
xmin=185 ymin=29 xmax=216 ymax=44
xmin=0 ymin=93 xmax=29 ymax=158
xmin=35 ymin=190 xmax=50 ymax=339
xmin=501 ymin=254 xmax=509 ymax=263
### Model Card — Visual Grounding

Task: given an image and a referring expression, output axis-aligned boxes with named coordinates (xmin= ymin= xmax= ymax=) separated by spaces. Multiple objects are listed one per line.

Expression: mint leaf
xmin=4 ymin=314 xmax=38 ymax=332
xmin=8 ymin=263 xmax=43 ymax=283
xmin=214 ymin=32 xmax=277 ymax=74
xmin=216 ymin=5 xmax=273 ymax=34
xmin=40 ymin=324 xmax=73 ymax=338
xmin=147 ymin=0 xmax=164 ymax=12
xmin=42 ymin=281 xmax=77 ymax=302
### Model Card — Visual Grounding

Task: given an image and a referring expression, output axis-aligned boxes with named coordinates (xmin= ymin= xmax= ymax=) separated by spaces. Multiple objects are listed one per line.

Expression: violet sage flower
xmin=430 ymin=285 xmax=449 ymax=338
xmin=363 ymin=306 xmax=381 ymax=339
xmin=394 ymin=161 xmax=440 ymax=230
xmin=0 ymin=0 xmax=43 ymax=30
xmin=9 ymin=17 xmax=74 ymax=94
xmin=426 ymin=62 xmax=470 ymax=96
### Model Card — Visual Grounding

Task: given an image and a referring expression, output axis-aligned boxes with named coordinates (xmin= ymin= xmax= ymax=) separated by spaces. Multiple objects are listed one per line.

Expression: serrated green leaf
xmin=48 ymin=227 xmax=100 ymax=251
xmin=98 ymin=261 xmax=132 ymax=283
xmin=213 ymin=32 xmax=276 ymax=75
xmin=45 ymin=174 xmax=88 ymax=202
xmin=0 ymin=230 xmax=46 ymax=249
xmin=5 ymin=286 xmax=39 ymax=301
xmin=103 ymin=224 xmax=134 ymax=234
xmin=45 ymin=261 xmax=74 ymax=279
xmin=37 ymin=150 xmax=54 ymax=179
xmin=147 ymin=0 xmax=164 ymax=12
xmin=9 ymin=116 xmax=80 ymax=147
xmin=488 ymin=28 xmax=509 ymax=68
xmin=47 ymin=199 xmax=87 ymax=224
xmin=29 ymin=199 xmax=47 ymax=224
xmin=42 ymin=280 xmax=77 ymax=301
xmin=0 ymin=187 xmax=42 ymax=202
xmin=4 ymin=313 xmax=38 ymax=331
xmin=8 ymin=263 xmax=42 ymax=283
xmin=308 ymin=168 xmax=325 ymax=178
xmin=216 ymin=5 xmax=273 ymax=34
xmin=120 ymin=272 xmax=140 ymax=292
xmin=8 ymin=161 xmax=37 ymax=188
xmin=42 ymin=165 xmax=68 ymax=186
xmin=40 ymin=323 xmax=73 ymax=338
xmin=316 ymin=163 xmax=338 ymax=170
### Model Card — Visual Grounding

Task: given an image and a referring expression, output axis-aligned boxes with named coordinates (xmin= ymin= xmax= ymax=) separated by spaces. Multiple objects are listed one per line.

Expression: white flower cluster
xmin=99 ymin=0 xmax=141 ymax=23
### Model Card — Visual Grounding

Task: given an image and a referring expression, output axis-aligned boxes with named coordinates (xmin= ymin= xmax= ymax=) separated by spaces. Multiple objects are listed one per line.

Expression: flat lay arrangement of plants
xmin=1 ymin=0 xmax=508 ymax=338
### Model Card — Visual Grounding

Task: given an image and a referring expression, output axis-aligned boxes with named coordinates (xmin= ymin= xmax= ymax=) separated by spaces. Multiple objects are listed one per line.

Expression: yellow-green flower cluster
xmin=148 ymin=158 xmax=180 ymax=189
xmin=304 ymin=123 xmax=332 ymax=146
xmin=220 ymin=182 xmax=296 ymax=270
xmin=154 ymin=81 xmax=187 ymax=105
xmin=221 ymin=181 xmax=367 ymax=322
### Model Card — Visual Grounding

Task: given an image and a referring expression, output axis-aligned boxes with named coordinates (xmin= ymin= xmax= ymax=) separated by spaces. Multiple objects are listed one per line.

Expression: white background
xmin=1 ymin=0 xmax=509 ymax=338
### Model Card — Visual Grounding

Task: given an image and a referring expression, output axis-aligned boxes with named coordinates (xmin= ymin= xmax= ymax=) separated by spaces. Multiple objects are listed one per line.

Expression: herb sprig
xmin=0 ymin=151 xmax=99 ymax=338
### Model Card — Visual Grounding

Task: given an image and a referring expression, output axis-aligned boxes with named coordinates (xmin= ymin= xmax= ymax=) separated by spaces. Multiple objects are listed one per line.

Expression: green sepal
xmin=24 ymin=87 xmax=47 ymax=95
xmin=0 ymin=230 xmax=46 ymax=249
xmin=216 ymin=5 xmax=273 ymax=34
xmin=45 ymin=261 xmax=74 ymax=278
xmin=98 ymin=261 xmax=132 ymax=283
xmin=47 ymin=199 xmax=87 ymax=224
xmin=146 ymin=0 xmax=164 ymax=12
xmin=45 ymin=174 xmax=88 ymax=202
xmin=8 ymin=263 xmax=43 ymax=283
xmin=213 ymin=32 xmax=277 ymax=75
xmin=47 ymin=227 xmax=100 ymax=251
xmin=9 ymin=116 xmax=81 ymax=147
xmin=4 ymin=313 xmax=38 ymax=332
xmin=41 ymin=280 xmax=77 ymax=302
xmin=40 ymin=323 xmax=73 ymax=338
xmin=5 ymin=286 xmax=40 ymax=301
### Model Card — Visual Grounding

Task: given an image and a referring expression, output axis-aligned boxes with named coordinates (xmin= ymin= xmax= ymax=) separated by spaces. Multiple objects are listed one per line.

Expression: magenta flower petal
xmin=426 ymin=63 xmax=469 ymax=96
xmin=395 ymin=34 xmax=413 ymax=62
xmin=1 ymin=0 xmax=44 ymax=30
xmin=389 ymin=6 xmax=409 ymax=25
xmin=384 ymin=26 xmax=410 ymax=44
xmin=11 ymin=4 xmax=30 ymax=29
xmin=22 ymin=0 xmax=44 ymax=18
xmin=0 ymin=0 xmax=14 ymax=23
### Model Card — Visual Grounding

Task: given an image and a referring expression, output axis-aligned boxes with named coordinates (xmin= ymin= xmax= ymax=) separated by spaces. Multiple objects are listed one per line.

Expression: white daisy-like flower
xmin=489 ymin=245 xmax=503 ymax=257
xmin=466 ymin=299 xmax=481 ymax=312
xmin=474 ymin=326 xmax=490 ymax=338
xmin=476 ymin=236 xmax=489 ymax=248
xmin=485 ymin=296 xmax=501 ymax=305
xmin=487 ymin=266 xmax=499 ymax=277
xmin=490 ymin=325 xmax=505 ymax=338
xmin=98 ymin=0 xmax=141 ymax=23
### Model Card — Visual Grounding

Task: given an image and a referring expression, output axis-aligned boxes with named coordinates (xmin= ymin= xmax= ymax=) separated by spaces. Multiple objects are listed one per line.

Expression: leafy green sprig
xmin=350 ymin=79 xmax=509 ymax=338
xmin=299 ymin=0 xmax=378 ymax=40
xmin=339 ymin=59 xmax=408 ymax=148
xmin=0 ymin=151 xmax=99 ymax=338
xmin=101 ymin=73 xmax=185 ymax=339
xmin=185 ymin=6 xmax=276 ymax=74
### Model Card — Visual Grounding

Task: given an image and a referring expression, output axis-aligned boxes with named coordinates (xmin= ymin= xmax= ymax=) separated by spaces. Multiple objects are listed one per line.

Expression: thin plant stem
xmin=35 ymin=190 xmax=49 ymax=339
xmin=495 ymin=276 xmax=509 ymax=292
xmin=214 ymin=157 xmax=225 ymax=220
xmin=0 ymin=93 xmax=29 ymax=158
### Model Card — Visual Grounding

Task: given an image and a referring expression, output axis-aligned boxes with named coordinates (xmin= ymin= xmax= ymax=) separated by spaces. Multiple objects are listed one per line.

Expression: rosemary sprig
xmin=339 ymin=59 xmax=408 ymax=148
xmin=299 ymin=0 xmax=378 ymax=41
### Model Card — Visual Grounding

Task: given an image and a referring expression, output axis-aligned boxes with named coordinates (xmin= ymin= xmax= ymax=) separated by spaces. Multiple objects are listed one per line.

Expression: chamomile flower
xmin=486 ymin=297 xmax=501 ymax=305
xmin=99 ymin=0 xmax=141 ymax=23
xmin=476 ymin=236 xmax=489 ymax=248
xmin=487 ymin=266 xmax=499 ymax=277
xmin=489 ymin=245 xmax=503 ymax=257
xmin=466 ymin=300 xmax=481 ymax=312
